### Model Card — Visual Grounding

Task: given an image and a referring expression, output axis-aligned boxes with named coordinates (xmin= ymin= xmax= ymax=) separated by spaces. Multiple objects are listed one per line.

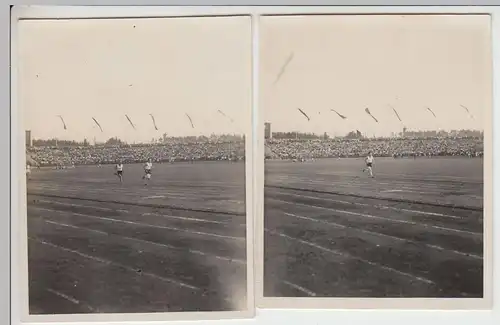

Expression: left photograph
xmin=14 ymin=14 xmax=252 ymax=318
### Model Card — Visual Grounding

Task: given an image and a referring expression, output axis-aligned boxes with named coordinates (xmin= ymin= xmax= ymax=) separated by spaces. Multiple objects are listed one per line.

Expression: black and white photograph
xmin=259 ymin=14 xmax=492 ymax=305
xmin=14 ymin=11 xmax=252 ymax=320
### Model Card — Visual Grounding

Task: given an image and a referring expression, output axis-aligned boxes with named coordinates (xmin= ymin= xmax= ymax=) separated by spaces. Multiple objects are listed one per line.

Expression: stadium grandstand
xmin=26 ymin=132 xmax=246 ymax=167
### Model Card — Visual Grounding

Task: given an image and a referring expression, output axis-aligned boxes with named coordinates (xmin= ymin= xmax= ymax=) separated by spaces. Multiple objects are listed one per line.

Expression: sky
xmin=18 ymin=16 xmax=252 ymax=143
xmin=260 ymin=14 xmax=491 ymax=137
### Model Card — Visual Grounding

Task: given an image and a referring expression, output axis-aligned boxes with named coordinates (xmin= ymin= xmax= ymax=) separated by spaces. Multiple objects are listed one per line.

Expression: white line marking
xmin=42 ymin=219 xmax=246 ymax=265
xmin=36 ymin=199 xmax=242 ymax=225
xmin=225 ymin=200 xmax=245 ymax=205
xmin=47 ymin=289 xmax=80 ymax=305
xmin=46 ymin=289 xmax=81 ymax=305
xmin=37 ymin=199 xmax=125 ymax=213
xmin=30 ymin=237 xmax=199 ymax=290
xmin=284 ymin=212 xmax=482 ymax=260
xmin=44 ymin=220 xmax=109 ymax=235
xmin=30 ymin=184 xmax=241 ymax=197
xmin=283 ymin=280 xmax=317 ymax=297
xmin=142 ymin=195 xmax=166 ymax=200
xmin=372 ymin=173 xmax=483 ymax=183
xmin=270 ymin=199 xmax=481 ymax=236
xmin=269 ymin=177 xmax=475 ymax=194
xmin=31 ymin=207 xmax=245 ymax=242
xmin=270 ymin=191 xmax=469 ymax=220
xmin=270 ymin=170 xmax=482 ymax=183
xmin=265 ymin=229 xmax=435 ymax=285
xmin=141 ymin=212 xmax=237 ymax=225
xmin=382 ymin=189 xmax=406 ymax=193
xmin=31 ymin=190 xmax=237 ymax=206
xmin=45 ymin=288 xmax=98 ymax=312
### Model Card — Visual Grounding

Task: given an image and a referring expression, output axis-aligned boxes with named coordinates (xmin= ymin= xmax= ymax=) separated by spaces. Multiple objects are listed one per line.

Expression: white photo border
xmin=10 ymin=5 xmax=255 ymax=324
xmin=254 ymin=6 xmax=494 ymax=311
xmin=3 ymin=3 xmax=499 ymax=325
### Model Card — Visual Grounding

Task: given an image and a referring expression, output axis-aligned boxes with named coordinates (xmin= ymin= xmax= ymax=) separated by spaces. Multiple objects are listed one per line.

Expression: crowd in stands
xmin=265 ymin=136 xmax=484 ymax=160
xmin=27 ymin=140 xmax=245 ymax=167
xmin=26 ymin=136 xmax=484 ymax=167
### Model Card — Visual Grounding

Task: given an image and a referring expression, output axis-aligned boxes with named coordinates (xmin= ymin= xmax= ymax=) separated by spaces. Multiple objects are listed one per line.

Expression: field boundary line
xmin=28 ymin=192 xmax=245 ymax=216
xmin=266 ymin=185 xmax=482 ymax=212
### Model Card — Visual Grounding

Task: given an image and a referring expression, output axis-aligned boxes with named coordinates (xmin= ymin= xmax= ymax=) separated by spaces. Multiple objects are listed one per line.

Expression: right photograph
xmin=260 ymin=14 xmax=491 ymax=301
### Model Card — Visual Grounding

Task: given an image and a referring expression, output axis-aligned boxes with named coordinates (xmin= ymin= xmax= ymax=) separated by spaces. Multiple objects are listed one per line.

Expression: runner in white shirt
xmin=362 ymin=152 xmax=375 ymax=178
xmin=143 ymin=159 xmax=153 ymax=185
xmin=26 ymin=164 xmax=31 ymax=180
xmin=115 ymin=162 xmax=124 ymax=183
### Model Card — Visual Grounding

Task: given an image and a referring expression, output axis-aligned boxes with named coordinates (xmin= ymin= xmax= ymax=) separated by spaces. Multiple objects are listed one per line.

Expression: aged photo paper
xmin=258 ymin=13 xmax=492 ymax=309
xmin=13 ymin=9 xmax=253 ymax=322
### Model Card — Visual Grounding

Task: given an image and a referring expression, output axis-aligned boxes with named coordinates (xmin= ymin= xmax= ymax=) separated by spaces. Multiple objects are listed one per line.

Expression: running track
xmin=264 ymin=157 xmax=484 ymax=298
xmin=26 ymin=161 xmax=247 ymax=314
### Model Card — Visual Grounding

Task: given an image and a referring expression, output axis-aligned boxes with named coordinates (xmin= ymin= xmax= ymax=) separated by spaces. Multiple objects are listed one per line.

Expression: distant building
xmin=25 ymin=130 xmax=32 ymax=148
xmin=264 ymin=123 xmax=272 ymax=139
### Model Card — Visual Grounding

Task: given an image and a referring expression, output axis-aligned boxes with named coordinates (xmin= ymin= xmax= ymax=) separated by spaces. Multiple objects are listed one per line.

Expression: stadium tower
xmin=25 ymin=130 xmax=32 ymax=148
xmin=265 ymin=123 xmax=272 ymax=139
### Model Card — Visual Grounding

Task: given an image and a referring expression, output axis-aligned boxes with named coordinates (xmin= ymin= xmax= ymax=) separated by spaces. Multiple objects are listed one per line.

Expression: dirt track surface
xmin=26 ymin=161 xmax=247 ymax=314
xmin=264 ymin=157 xmax=484 ymax=298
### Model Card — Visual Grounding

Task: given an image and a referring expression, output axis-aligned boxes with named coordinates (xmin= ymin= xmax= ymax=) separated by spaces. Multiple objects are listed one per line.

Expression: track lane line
xmin=45 ymin=288 xmax=98 ymax=312
xmin=141 ymin=212 xmax=244 ymax=226
xmin=270 ymin=191 xmax=470 ymax=220
xmin=283 ymin=212 xmax=482 ymax=260
xmin=28 ymin=192 xmax=245 ymax=216
xmin=283 ymin=280 xmax=317 ymax=297
xmin=29 ymin=237 xmax=200 ymax=290
xmin=36 ymin=199 xmax=126 ymax=213
xmin=30 ymin=206 xmax=246 ymax=242
xmin=42 ymin=219 xmax=246 ymax=265
xmin=266 ymin=185 xmax=483 ymax=212
xmin=265 ymin=228 xmax=436 ymax=285
xmin=34 ymin=199 xmax=243 ymax=225
xmin=268 ymin=198 xmax=482 ymax=237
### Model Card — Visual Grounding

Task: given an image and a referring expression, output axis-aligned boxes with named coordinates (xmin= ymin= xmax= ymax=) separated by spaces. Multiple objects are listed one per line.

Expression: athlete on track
xmin=115 ymin=162 xmax=124 ymax=183
xmin=362 ymin=151 xmax=375 ymax=178
xmin=143 ymin=159 xmax=153 ymax=185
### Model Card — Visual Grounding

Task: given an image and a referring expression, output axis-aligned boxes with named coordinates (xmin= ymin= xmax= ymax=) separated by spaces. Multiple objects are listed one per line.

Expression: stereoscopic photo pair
xmin=11 ymin=7 xmax=492 ymax=323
